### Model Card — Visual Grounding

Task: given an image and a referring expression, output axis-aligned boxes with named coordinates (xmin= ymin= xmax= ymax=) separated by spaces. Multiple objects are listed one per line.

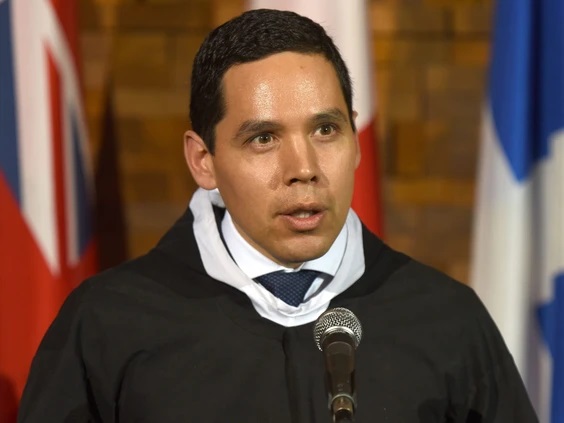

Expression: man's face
xmin=204 ymin=52 xmax=359 ymax=268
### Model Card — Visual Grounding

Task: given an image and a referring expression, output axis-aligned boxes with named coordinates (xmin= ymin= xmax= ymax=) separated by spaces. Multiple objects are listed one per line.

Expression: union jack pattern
xmin=0 ymin=0 xmax=96 ymax=411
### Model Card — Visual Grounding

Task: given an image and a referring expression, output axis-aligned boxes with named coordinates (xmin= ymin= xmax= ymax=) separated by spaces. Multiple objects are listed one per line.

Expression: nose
xmin=281 ymin=135 xmax=320 ymax=185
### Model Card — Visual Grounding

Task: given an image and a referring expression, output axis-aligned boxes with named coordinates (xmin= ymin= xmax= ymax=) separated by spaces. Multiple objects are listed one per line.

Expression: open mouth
xmin=280 ymin=204 xmax=326 ymax=231
xmin=290 ymin=210 xmax=317 ymax=218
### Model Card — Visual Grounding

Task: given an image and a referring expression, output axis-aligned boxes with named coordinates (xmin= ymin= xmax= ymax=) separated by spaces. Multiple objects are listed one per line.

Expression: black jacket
xmin=18 ymin=207 xmax=538 ymax=422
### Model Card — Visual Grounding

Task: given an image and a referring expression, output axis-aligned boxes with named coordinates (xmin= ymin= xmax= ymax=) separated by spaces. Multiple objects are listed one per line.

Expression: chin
xmin=269 ymin=231 xmax=337 ymax=264
xmin=276 ymin=244 xmax=331 ymax=266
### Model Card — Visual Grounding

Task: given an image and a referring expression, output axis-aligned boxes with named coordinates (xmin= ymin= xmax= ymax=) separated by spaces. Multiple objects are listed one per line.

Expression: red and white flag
xmin=0 ymin=0 xmax=97 ymax=415
xmin=248 ymin=0 xmax=383 ymax=235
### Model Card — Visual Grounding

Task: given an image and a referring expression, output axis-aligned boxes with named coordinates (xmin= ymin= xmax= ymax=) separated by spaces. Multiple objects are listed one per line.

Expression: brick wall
xmin=80 ymin=0 xmax=494 ymax=283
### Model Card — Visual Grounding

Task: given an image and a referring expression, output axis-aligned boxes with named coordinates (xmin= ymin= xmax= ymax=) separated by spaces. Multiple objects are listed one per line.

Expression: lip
xmin=279 ymin=202 xmax=325 ymax=215
xmin=278 ymin=203 xmax=327 ymax=231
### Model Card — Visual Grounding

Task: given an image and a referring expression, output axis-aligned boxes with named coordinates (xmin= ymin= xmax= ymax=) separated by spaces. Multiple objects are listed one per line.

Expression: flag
xmin=248 ymin=0 xmax=383 ymax=236
xmin=471 ymin=0 xmax=564 ymax=421
xmin=0 ymin=0 xmax=97 ymax=414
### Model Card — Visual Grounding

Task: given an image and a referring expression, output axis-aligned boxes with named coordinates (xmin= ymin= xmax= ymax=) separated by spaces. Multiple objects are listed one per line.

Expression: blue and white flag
xmin=471 ymin=0 xmax=564 ymax=421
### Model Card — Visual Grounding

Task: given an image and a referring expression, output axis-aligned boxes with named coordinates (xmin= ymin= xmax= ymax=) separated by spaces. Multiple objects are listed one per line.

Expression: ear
xmin=183 ymin=130 xmax=217 ymax=190
xmin=352 ymin=111 xmax=361 ymax=168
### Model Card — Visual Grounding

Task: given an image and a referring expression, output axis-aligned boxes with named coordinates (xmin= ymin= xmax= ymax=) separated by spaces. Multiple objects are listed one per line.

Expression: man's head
xmin=184 ymin=9 xmax=360 ymax=268
xmin=189 ymin=8 xmax=356 ymax=154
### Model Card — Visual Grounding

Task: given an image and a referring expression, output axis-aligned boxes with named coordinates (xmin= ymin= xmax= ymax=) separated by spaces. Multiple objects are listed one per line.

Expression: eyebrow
xmin=310 ymin=108 xmax=349 ymax=126
xmin=233 ymin=108 xmax=350 ymax=140
xmin=234 ymin=120 xmax=284 ymax=140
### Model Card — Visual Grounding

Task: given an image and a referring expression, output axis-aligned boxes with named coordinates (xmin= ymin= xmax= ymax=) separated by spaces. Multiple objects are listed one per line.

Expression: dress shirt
xmin=221 ymin=209 xmax=347 ymax=302
xmin=190 ymin=188 xmax=365 ymax=326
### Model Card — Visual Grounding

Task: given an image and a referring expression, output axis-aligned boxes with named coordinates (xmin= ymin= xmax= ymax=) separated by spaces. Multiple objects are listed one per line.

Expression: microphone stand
xmin=323 ymin=332 xmax=356 ymax=423
xmin=332 ymin=397 xmax=354 ymax=422
xmin=313 ymin=307 xmax=362 ymax=423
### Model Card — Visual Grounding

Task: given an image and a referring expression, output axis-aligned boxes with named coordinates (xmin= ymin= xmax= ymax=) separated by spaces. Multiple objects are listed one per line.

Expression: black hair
xmin=189 ymin=8 xmax=355 ymax=154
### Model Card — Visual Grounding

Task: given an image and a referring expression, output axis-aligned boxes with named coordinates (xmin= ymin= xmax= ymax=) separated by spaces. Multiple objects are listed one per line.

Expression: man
xmin=19 ymin=9 xmax=537 ymax=422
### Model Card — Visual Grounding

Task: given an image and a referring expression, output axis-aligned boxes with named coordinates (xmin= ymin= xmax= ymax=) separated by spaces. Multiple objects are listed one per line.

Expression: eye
xmin=250 ymin=133 xmax=274 ymax=145
xmin=315 ymin=124 xmax=337 ymax=137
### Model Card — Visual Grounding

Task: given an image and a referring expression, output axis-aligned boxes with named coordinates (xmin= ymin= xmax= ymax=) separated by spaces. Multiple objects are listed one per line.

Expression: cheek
xmin=217 ymin=164 xmax=276 ymax=206
xmin=247 ymin=159 xmax=281 ymax=191
xmin=331 ymin=152 xmax=358 ymax=206
xmin=240 ymin=158 xmax=282 ymax=193
xmin=326 ymin=149 xmax=358 ymax=182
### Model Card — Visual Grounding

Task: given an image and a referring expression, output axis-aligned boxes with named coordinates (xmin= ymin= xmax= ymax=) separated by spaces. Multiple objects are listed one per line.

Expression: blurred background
xmin=81 ymin=0 xmax=492 ymax=283
xmin=3 ymin=0 xmax=562 ymax=421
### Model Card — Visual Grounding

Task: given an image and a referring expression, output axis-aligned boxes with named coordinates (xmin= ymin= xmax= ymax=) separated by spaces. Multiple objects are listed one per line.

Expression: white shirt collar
xmin=221 ymin=209 xmax=346 ymax=280
xmin=190 ymin=188 xmax=365 ymax=327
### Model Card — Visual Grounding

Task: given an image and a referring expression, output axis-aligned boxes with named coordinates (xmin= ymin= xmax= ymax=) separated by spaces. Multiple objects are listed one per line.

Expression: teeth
xmin=292 ymin=211 xmax=314 ymax=218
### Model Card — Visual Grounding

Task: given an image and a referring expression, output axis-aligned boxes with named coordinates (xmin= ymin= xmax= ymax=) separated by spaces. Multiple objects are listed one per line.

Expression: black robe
xmin=18 ymin=207 xmax=538 ymax=422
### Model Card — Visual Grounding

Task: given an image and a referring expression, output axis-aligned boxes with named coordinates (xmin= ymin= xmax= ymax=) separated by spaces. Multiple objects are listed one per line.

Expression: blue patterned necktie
xmin=255 ymin=270 xmax=320 ymax=306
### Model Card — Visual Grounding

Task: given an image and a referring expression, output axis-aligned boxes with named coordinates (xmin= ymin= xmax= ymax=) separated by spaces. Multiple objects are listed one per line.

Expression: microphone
xmin=313 ymin=307 xmax=362 ymax=423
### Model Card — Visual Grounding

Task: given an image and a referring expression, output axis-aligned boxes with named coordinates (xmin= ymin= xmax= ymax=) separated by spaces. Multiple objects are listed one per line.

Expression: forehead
xmin=219 ymin=52 xmax=346 ymax=121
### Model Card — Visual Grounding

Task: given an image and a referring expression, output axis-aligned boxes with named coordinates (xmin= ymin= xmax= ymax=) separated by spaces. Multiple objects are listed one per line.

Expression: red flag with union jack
xmin=0 ymin=0 xmax=96 ymax=417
